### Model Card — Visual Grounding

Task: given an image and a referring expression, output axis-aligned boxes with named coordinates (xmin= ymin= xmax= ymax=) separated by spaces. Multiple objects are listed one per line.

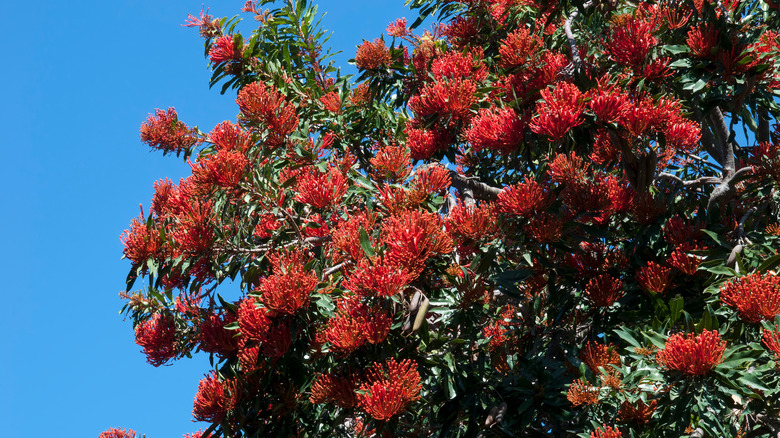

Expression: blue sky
xmin=0 ymin=1 xmax=417 ymax=436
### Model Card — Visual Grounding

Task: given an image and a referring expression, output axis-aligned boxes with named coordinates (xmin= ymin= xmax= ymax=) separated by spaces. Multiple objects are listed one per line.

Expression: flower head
xmin=567 ymin=378 xmax=599 ymax=406
xmin=580 ymin=341 xmax=621 ymax=375
xmin=497 ymin=178 xmax=553 ymax=217
xmin=135 ymin=313 xmax=177 ymax=367
xmin=762 ymin=327 xmax=780 ymax=360
xmin=355 ymin=39 xmax=391 ymax=70
xmin=657 ymin=329 xmax=725 ymax=375
xmin=357 ymin=358 xmax=422 ymax=420
xmin=99 ymin=428 xmax=137 ymax=438
xmin=720 ymin=272 xmax=780 ymax=323
xmin=636 ymin=262 xmax=673 ymax=295
xmin=584 ymin=274 xmax=624 ymax=308
xmin=591 ymin=425 xmax=622 ymax=438
xmin=140 ymin=108 xmax=200 ymax=154
xmin=618 ymin=399 xmax=657 ymax=426
xmin=192 ymin=372 xmax=239 ymax=423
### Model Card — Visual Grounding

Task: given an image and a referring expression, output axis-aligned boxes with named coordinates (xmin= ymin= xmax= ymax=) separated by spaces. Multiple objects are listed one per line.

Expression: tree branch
xmin=708 ymin=107 xmax=736 ymax=177
xmin=449 ymin=170 xmax=502 ymax=206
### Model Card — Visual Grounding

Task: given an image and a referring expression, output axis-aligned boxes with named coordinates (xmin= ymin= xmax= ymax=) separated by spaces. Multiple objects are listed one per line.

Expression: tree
xmin=115 ymin=0 xmax=780 ymax=436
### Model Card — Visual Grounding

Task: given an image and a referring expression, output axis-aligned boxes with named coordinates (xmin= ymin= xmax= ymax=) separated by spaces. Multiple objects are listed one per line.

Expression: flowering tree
xmin=116 ymin=0 xmax=780 ymax=436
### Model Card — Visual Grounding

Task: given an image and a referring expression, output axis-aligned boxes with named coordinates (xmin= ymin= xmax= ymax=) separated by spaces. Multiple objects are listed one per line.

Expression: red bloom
xmin=258 ymin=319 xmax=292 ymax=358
xmin=319 ymin=298 xmax=391 ymax=353
xmin=548 ymin=151 xmax=589 ymax=185
xmin=192 ymin=372 xmax=239 ymax=423
xmin=663 ymin=215 xmax=700 ymax=246
xmin=497 ymin=178 xmax=553 ymax=217
xmin=343 ymin=258 xmax=410 ymax=297
xmin=667 ymin=243 xmax=703 ymax=276
xmin=295 ymin=166 xmax=348 ymax=209
xmin=135 ymin=314 xmax=177 ymax=367
xmin=604 ymin=16 xmax=657 ymax=70
xmin=168 ymin=200 xmax=215 ymax=255
xmin=190 ymin=150 xmax=250 ymax=189
xmin=589 ymin=82 xmax=629 ymax=124
xmin=237 ymin=296 xmax=271 ymax=341
xmin=636 ymin=262 xmax=673 ymax=295
xmin=618 ymin=399 xmax=657 ymax=426
xmin=382 ymin=210 xmax=454 ymax=279
xmin=258 ymin=269 xmax=318 ymax=315
xmin=762 ymin=327 xmax=780 ymax=359
xmin=466 ymin=107 xmax=525 ymax=155
xmin=209 ymin=35 xmax=240 ymax=64
xmin=320 ymin=91 xmax=342 ymax=113
xmin=199 ymin=312 xmax=240 ymax=358
xmin=657 ymin=329 xmax=725 ymax=375
xmin=357 ymin=358 xmax=422 ymax=420
xmin=331 ymin=208 xmax=379 ymax=262
xmin=567 ymin=378 xmax=599 ymax=406
xmin=446 ymin=200 xmax=499 ymax=243
xmin=140 ymin=107 xmax=200 ymax=153
xmin=524 ymin=213 xmax=563 ymax=243
xmin=405 ymin=125 xmax=450 ymax=160
xmin=408 ymin=78 xmax=476 ymax=126
xmin=442 ymin=16 xmax=479 ymax=50
xmin=355 ymin=38 xmax=391 ymax=70
xmin=183 ymin=7 xmax=220 ymax=38
xmin=413 ymin=163 xmax=451 ymax=195
xmin=529 ymin=82 xmax=586 ymax=141
xmin=99 ymin=428 xmax=137 ymax=438
xmin=310 ymin=372 xmax=359 ymax=408
xmin=209 ymin=121 xmax=252 ymax=152
xmin=371 ymin=144 xmax=412 ymax=183
xmin=687 ymin=24 xmax=719 ymax=59
xmin=580 ymin=341 xmax=621 ymax=375
xmin=591 ymin=425 xmax=622 ymax=438
xmin=121 ymin=209 xmax=163 ymax=266
xmin=584 ymin=274 xmax=624 ymax=307
xmin=236 ymin=82 xmax=299 ymax=147
xmin=387 ymin=18 xmax=409 ymax=38
xmin=431 ymin=50 xmax=487 ymax=82
xmin=499 ymin=27 xmax=543 ymax=68
xmin=720 ymin=272 xmax=780 ymax=323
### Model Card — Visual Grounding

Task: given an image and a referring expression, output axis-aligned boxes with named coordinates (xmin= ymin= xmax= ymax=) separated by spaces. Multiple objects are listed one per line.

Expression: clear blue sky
xmin=0 ymin=1 xmax=419 ymax=436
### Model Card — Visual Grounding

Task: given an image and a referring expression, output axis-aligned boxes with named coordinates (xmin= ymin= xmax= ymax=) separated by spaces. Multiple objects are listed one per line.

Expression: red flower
xmin=319 ymin=298 xmax=391 ymax=353
xmin=591 ymin=424 xmax=622 ymax=438
xmin=405 ymin=125 xmax=450 ymax=160
xmin=584 ymin=274 xmax=624 ymax=308
xmin=720 ymin=272 xmax=780 ymax=323
xmin=604 ymin=16 xmax=657 ymax=70
xmin=135 ymin=314 xmax=177 ymax=367
xmin=209 ymin=35 xmax=239 ymax=64
xmin=371 ymin=144 xmax=412 ymax=182
xmin=236 ymin=82 xmax=299 ymax=147
xmin=431 ymin=50 xmax=487 ymax=82
xmin=657 ymin=329 xmax=725 ymax=375
xmin=258 ymin=319 xmax=292 ymax=358
xmin=589 ymin=81 xmax=629 ymax=124
xmin=198 ymin=312 xmax=240 ymax=358
xmin=208 ymin=121 xmax=252 ymax=152
xmin=466 ymin=107 xmax=525 ymax=155
xmin=762 ymin=327 xmax=780 ymax=359
xmin=258 ymin=269 xmax=318 ymax=315
xmin=408 ymin=78 xmax=477 ymax=126
xmin=140 ymin=107 xmax=200 ymax=153
xmin=343 ymin=258 xmax=410 ymax=298
xmin=664 ymin=119 xmax=701 ymax=152
xmin=183 ymin=7 xmax=220 ymax=38
xmin=446 ymin=200 xmax=498 ymax=243
xmin=120 ymin=209 xmax=163 ymax=266
xmin=548 ymin=151 xmax=589 ymax=185
xmin=499 ymin=27 xmax=543 ymax=68
xmin=618 ymin=399 xmax=657 ymax=425
xmin=663 ymin=216 xmax=700 ymax=246
xmin=355 ymin=38 xmax=391 ymax=70
xmin=168 ymin=200 xmax=215 ymax=255
xmin=331 ymin=208 xmax=379 ymax=262
xmin=497 ymin=178 xmax=553 ymax=217
xmin=687 ymin=24 xmax=719 ymax=59
xmin=295 ymin=166 xmax=348 ymax=209
xmin=192 ymin=371 xmax=239 ymax=423
xmin=382 ymin=210 xmax=453 ymax=279
xmin=190 ymin=150 xmax=250 ymax=189
xmin=667 ymin=243 xmax=703 ymax=276
xmin=310 ymin=372 xmax=359 ymax=407
xmin=237 ymin=296 xmax=271 ymax=340
xmin=524 ymin=213 xmax=563 ymax=243
xmin=412 ymin=163 xmax=451 ymax=194
xmin=99 ymin=428 xmax=137 ymax=438
xmin=387 ymin=18 xmax=409 ymax=38
xmin=580 ymin=341 xmax=621 ymax=375
xmin=636 ymin=262 xmax=673 ymax=295
xmin=567 ymin=378 xmax=599 ymax=406
xmin=357 ymin=358 xmax=422 ymax=420
xmin=529 ymin=82 xmax=586 ymax=141
xmin=320 ymin=91 xmax=342 ymax=113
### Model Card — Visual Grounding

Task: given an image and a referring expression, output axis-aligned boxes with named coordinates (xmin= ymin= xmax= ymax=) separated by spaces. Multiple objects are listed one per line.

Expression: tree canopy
xmin=114 ymin=0 xmax=780 ymax=436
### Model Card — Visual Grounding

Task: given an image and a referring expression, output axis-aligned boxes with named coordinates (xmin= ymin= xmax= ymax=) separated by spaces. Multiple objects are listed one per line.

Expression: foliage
xmin=116 ymin=0 xmax=780 ymax=436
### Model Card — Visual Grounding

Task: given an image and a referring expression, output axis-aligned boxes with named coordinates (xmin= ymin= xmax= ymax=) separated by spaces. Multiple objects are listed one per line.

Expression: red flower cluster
xmin=405 ymin=125 xmax=450 ymax=160
xmin=120 ymin=209 xmax=162 ymax=266
xmin=331 ymin=208 xmax=378 ymax=261
xmin=357 ymin=358 xmax=422 ymax=420
xmin=529 ymin=82 xmax=586 ymax=141
xmin=99 ymin=428 xmax=137 ymax=438
xmin=604 ymin=16 xmax=657 ymax=70
xmin=498 ymin=27 xmax=543 ymax=68
xmin=208 ymin=35 xmax=240 ymax=64
xmin=295 ymin=166 xmax=348 ymax=209
xmin=720 ymin=272 xmax=780 ymax=323
xmin=140 ymin=107 xmax=200 ymax=153
xmin=190 ymin=149 xmax=250 ymax=189
xmin=355 ymin=38 xmax=391 ymax=70
xmin=497 ymin=177 xmax=553 ymax=217
xmin=636 ymin=262 xmax=673 ymax=295
xmin=135 ymin=313 xmax=177 ymax=367
xmin=309 ymin=372 xmax=359 ymax=408
xmin=382 ymin=210 xmax=454 ymax=279
xmin=198 ymin=312 xmax=240 ymax=358
xmin=618 ymin=399 xmax=657 ymax=425
xmin=318 ymin=298 xmax=391 ymax=353
xmin=208 ymin=121 xmax=252 ymax=152
xmin=371 ymin=144 xmax=412 ymax=182
xmin=192 ymin=371 xmax=239 ymax=423
xmin=686 ymin=24 xmax=719 ymax=59
xmin=567 ymin=378 xmax=599 ymax=406
xmin=445 ymin=200 xmax=498 ymax=244
xmin=236 ymin=82 xmax=299 ymax=147
xmin=466 ymin=107 xmax=525 ymax=154
xmin=343 ymin=258 xmax=410 ymax=297
xmin=591 ymin=424 xmax=622 ymax=438
xmin=657 ymin=330 xmax=725 ymax=375
xmin=408 ymin=78 xmax=477 ymax=126
xmin=580 ymin=341 xmax=621 ymax=375
xmin=762 ymin=327 xmax=780 ymax=360
xmin=257 ymin=253 xmax=318 ymax=315
xmin=585 ymin=274 xmax=624 ymax=308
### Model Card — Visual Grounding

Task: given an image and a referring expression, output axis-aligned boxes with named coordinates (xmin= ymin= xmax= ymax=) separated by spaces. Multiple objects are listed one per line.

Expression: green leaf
xmin=669 ymin=295 xmax=684 ymax=325
xmin=358 ymin=226 xmax=375 ymax=258
xmin=757 ymin=253 xmax=780 ymax=273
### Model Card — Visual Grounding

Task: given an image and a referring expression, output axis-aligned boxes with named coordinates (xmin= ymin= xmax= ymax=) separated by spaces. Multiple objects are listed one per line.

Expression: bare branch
xmin=657 ymin=173 xmax=721 ymax=189
xmin=449 ymin=170 xmax=502 ymax=206
xmin=708 ymin=107 xmax=736 ymax=177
